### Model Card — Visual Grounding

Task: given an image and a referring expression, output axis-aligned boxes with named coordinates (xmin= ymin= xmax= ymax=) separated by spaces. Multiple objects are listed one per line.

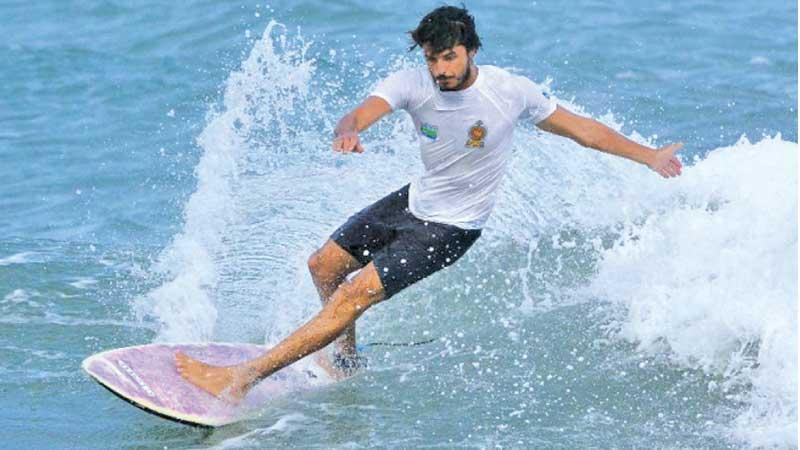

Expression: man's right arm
xmin=332 ymin=96 xmax=393 ymax=153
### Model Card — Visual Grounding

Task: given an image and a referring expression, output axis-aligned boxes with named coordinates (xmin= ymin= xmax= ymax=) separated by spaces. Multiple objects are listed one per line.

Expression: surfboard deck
xmin=81 ymin=343 xmax=332 ymax=427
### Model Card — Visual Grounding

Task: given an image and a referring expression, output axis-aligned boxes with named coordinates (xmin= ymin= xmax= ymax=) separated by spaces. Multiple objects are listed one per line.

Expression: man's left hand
xmin=648 ymin=143 xmax=684 ymax=178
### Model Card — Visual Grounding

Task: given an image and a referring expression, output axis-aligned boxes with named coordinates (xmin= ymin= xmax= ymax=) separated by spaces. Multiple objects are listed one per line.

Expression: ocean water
xmin=1 ymin=1 xmax=796 ymax=449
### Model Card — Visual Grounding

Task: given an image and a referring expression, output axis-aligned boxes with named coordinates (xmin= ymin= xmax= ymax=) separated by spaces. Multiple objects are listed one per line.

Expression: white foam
xmin=139 ymin=21 xmax=420 ymax=344
xmin=615 ymin=70 xmax=637 ymax=79
xmin=0 ymin=345 xmax=67 ymax=360
xmin=0 ymin=251 xmax=37 ymax=266
xmin=588 ymin=136 xmax=797 ymax=448
xmin=68 ymin=277 xmax=97 ymax=289
xmin=141 ymin=18 xmax=798 ymax=447
xmin=3 ymin=289 xmax=32 ymax=303
xmin=206 ymin=413 xmax=309 ymax=449
xmin=0 ymin=312 xmax=154 ymax=328
xmin=2 ymin=289 xmax=43 ymax=308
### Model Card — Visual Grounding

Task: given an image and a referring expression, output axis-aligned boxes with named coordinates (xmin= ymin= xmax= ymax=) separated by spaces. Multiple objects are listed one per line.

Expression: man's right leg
xmin=307 ymin=239 xmax=362 ymax=357
xmin=175 ymin=262 xmax=387 ymax=399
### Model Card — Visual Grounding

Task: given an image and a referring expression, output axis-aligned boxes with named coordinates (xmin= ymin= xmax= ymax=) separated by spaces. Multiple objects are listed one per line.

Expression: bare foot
xmin=174 ymin=351 xmax=250 ymax=402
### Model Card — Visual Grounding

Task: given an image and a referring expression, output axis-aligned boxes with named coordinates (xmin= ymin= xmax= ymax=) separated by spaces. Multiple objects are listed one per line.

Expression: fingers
xmin=654 ymin=156 xmax=681 ymax=178
xmin=331 ymin=136 xmax=348 ymax=152
xmin=332 ymin=134 xmax=363 ymax=153
xmin=654 ymin=142 xmax=685 ymax=178
xmin=658 ymin=163 xmax=679 ymax=178
xmin=669 ymin=157 xmax=682 ymax=175
xmin=657 ymin=142 xmax=684 ymax=158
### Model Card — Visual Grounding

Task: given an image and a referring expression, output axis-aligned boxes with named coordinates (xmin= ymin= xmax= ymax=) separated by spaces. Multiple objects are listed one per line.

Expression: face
xmin=423 ymin=44 xmax=476 ymax=91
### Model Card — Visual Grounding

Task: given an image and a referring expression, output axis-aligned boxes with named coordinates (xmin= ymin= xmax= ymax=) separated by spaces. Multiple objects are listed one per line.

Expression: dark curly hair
xmin=409 ymin=5 xmax=482 ymax=54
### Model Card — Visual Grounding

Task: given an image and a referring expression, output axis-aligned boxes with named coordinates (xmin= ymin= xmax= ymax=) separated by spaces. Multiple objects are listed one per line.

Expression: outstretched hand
xmin=332 ymin=131 xmax=364 ymax=153
xmin=648 ymin=142 xmax=684 ymax=178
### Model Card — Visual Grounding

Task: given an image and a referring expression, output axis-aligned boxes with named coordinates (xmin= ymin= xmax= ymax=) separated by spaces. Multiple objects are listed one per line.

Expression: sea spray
xmin=137 ymin=18 xmax=797 ymax=449
xmin=132 ymin=21 xmax=314 ymax=342
xmin=135 ymin=22 xmax=420 ymax=344
xmin=589 ymin=136 xmax=797 ymax=448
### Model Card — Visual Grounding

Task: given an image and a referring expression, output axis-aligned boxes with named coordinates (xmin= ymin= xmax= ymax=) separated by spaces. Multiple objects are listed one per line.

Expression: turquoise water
xmin=1 ymin=1 xmax=796 ymax=449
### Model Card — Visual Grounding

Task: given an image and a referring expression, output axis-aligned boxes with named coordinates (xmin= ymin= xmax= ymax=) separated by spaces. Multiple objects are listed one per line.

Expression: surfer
xmin=176 ymin=5 xmax=683 ymax=401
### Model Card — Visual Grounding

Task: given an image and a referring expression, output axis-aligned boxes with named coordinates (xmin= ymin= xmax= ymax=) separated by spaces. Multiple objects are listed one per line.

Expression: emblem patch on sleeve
xmin=466 ymin=120 xmax=487 ymax=148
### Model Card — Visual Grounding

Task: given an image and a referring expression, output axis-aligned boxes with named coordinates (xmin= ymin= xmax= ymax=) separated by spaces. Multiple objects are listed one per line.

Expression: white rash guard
xmin=370 ymin=65 xmax=556 ymax=229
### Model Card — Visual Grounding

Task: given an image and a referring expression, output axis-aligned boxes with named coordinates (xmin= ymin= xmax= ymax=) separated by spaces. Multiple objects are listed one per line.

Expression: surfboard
xmin=81 ymin=343 xmax=332 ymax=427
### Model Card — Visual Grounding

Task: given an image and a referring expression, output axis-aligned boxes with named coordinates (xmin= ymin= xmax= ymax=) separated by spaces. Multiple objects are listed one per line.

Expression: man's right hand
xmin=331 ymin=96 xmax=392 ymax=154
xmin=332 ymin=131 xmax=364 ymax=153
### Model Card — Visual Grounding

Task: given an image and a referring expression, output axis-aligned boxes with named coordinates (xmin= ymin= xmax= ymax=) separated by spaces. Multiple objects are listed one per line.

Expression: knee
xmin=308 ymin=249 xmax=335 ymax=280
xmin=327 ymin=281 xmax=372 ymax=320
xmin=307 ymin=251 xmax=323 ymax=276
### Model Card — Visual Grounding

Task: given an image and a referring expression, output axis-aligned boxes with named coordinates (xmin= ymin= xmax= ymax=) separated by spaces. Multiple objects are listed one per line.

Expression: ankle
xmin=334 ymin=340 xmax=356 ymax=357
xmin=331 ymin=352 xmax=368 ymax=375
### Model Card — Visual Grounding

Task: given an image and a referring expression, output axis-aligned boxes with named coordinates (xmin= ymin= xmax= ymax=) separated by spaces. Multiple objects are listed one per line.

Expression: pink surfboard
xmin=81 ymin=343 xmax=332 ymax=427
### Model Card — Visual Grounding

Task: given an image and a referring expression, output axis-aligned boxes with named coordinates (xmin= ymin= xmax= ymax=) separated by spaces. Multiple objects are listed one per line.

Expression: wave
xmin=589 ymin=135 xmax=797 ymax=448
xmin=137 ymin=20 xmax=797 ymax=449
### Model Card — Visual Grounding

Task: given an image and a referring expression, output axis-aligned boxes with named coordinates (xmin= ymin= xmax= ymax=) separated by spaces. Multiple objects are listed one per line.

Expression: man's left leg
xmin=175 ymin=262 xmax=386 ymax=401
xmin=307 ymin=239 xmax=363 ymax=358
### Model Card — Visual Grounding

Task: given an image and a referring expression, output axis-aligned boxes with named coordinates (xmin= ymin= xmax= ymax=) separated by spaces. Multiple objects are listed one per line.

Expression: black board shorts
xmin=331 ymin=184 xmax=481 ymax=299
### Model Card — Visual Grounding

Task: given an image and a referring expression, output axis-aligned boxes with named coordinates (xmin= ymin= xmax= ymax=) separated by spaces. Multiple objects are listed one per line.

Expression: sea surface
xmin=0 ymin=1 xmax=797 ymax=449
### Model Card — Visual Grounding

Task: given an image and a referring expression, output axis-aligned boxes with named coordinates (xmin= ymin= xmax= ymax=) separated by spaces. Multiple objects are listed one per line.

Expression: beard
xmin=434 ymin=61 xmax=473 ymax=92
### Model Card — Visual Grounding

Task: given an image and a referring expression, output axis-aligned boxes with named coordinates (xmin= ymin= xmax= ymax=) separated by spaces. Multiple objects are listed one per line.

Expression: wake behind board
xmin=81 ymin=343 xmax=332 ymax=427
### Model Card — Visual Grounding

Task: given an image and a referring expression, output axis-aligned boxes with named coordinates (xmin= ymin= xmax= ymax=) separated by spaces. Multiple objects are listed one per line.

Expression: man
xmin=176 ymin=5 xmax=682 ymax=401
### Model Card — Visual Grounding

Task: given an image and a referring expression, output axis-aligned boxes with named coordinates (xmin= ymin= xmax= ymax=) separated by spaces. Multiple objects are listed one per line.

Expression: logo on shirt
xmin=466 ymin=120 xmax=487 ymax=148
xmin=420 ymin=122 xmax=438 ymax=140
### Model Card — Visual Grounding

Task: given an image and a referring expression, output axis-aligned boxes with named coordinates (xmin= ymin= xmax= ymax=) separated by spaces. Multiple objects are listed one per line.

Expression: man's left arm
xmin=537 ymin=106 xmax=683 ymax=178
